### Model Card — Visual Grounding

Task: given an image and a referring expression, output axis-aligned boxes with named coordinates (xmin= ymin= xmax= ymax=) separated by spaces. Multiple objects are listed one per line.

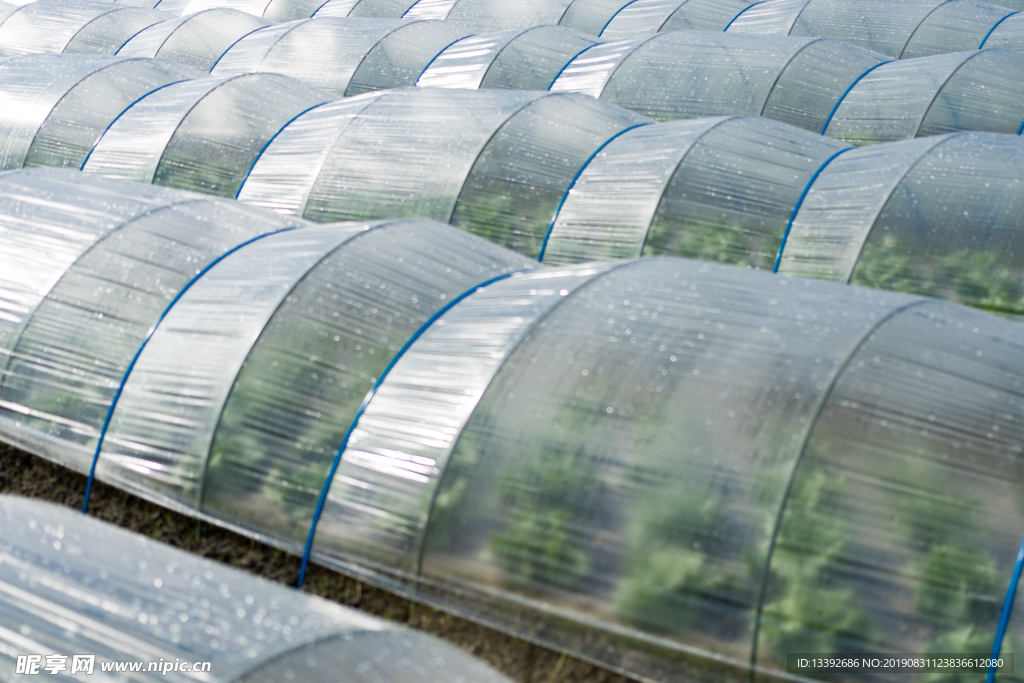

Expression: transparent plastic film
xmin=117 ymin=9 xmax=271 ymax=71
xmin=83 ymin=73 xmax=331 ymax=197
xmin=0 ymin=496 xmax=515 ymax=683
xmin=776 ymin=135 xmax=947 ymax=282
xmin=403 ymin=258 xmax=914 ymax=678
xmin=0 ymin=177 xmax=305 ymax=474
xmin=544 ymin=116 xmax=851 ymax=268
xmin=0 ymin=0 xmax=168 ymax=57
xmin=600 ymin=0 xmax=763 ymax=39
xmin=755 ymin=300 xmax=1024 ymax=679
xmin=200 ymin=221 xmax=534 ymax=548
xmin=441 ymin=0 xmax=576 ymax=32
xmin=900 ymin=0 xmax=1017 ymax=58
xmin=416 ymin=26 xmax=597 ymax=92
xmin=551 ymin=32 xmax=876 ymax=129
xmin=825 ymin=49 xmax=1024 ymax=145
xmin=211 ymin=18 xmax=410 ymax=96
xmin=310 ymin=263 xmax=614 ymax=578
xmin=345 ymin=20 xmax=472 ymax=95
xmin=0 ymin=55 xmax=199 ymax=171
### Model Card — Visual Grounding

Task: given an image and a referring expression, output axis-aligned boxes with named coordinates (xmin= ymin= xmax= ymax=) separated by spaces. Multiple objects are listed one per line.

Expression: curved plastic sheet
xmin=727 ymin=0 xmax=1024 ymax=58
xmin=825 ymin=49 xmax=1024 ymax=145
xmin=754 ymin=299 xmax=1024 ymax=679
xmin=405 ymin=0 xmax=575 ymax=31
xmin=0 ymin=0 xmax=169 ymax=57
xmin=313 ymin=0 xmax=418 ymax=18
xmin=116 ymin=9 xmax=270 ymax=71
xmin=2 ymin=179 xmax=1024 ymax=682
xmin=600 ymin=0 xmax=762 ymax=39
xmin=238 ymin=88 xmax=651 ymax=257
xmin=212 ymin=17 xmax=470 ymax=96
xmin=0 ymin=55 xmax=200 ymax=171
xmin=780 ymin=132 xmax=1024 ymax=316
xmin=982 ymin=12 xmax=1024 ymax=52
xmin=311 ymin=260 xmax=1024 ymax=683
xmin=416 ymin=25 xmax=597 ymax=91
xmin=0 ymin=168 xmax=308 ymax=471
xmin=900 ymin=0 xmax=1017 ymax=58
xmin=154 ymin=0 xmax=324 ymax=21
xmin=0 ymin=495 xmax=514 ymax=683
xmin=543 ymin=116 xmax=851 ymax=267
xmin=94 ymin=220 xmax=533 ymax=543
xmin=82 ymin=73 xmax=331 ymax=197
xmin=549 ymin=32 xmax=886 ymax=133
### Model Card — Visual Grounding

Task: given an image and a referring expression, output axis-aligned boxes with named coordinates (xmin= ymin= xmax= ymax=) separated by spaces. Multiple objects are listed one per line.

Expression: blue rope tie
xmin=81 ymin=226 xmax=301 ymax=514
xmin=772 ymin=147 xmax=853 ymax=273
xmin=979 ymin=11 xmax=1020 ymax=49
xmin=722 ymin=0 xmax=766 ymax=31
xmin=537 ymin=122 xmax=651 ymax=262
xmin=295 ymin=269 xmax=525 ymax=588
xmin=819 ymin=60 xmax=894 ymax=136
xmin=987 ymin=533 xmax=1024 ymax=683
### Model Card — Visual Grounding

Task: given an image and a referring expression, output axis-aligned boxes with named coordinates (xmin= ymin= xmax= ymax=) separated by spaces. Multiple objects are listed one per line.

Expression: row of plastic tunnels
xmin=5 ymin=0 xmax=1024 ymax=144
xmin=3 ymin=40 xmax=1024 ymax=315
xmin=3 ymin=0 xmax=1024 ymax=681
xmin=0 ymin=164 xmax=1022 ymax=682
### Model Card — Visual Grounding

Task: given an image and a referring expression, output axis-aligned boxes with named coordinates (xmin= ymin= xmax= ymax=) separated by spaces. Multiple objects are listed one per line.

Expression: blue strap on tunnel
xmin=818 ymin=60 xmax=895 ymax=136
xmin=772 ymin=147 xmax=853 ymax=273
xmin=295 ymin=269 xmax=523 ymax=588
xmin=987 ymin=533 xmax=1024 ymax=683
xmin=537 ymin=122 xmax=651 ymax=263
xmin=81 ymin=226 xmax=301 ymax=514
xmin=722 ymin=1 xmax=766 ymax=31
xmin=979 ymin=11 xmax=1020 ymax=49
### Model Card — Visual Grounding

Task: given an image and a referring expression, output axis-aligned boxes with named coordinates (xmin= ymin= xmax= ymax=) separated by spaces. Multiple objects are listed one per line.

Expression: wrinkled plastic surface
xmin=600 ymin=0 xmax=760 ymax=38
xmin=212 ymin=18 xmax=468 ymax=96
xmin=238 ymin=88 xmax=651 ymax=258
xmin=82 ymin=73 xmax=331 ymax=197
xmin=543 ymin=116 xmax=850 ymax=267
xmin=780 ymin=132 xmax=1024 ymax=317
xmin=0 ymin=0 xmax=168 ymax=57
xmin=155 ymin=0 xmax=324 ymax=21
xmin=416 ymin=25 xmax=597 ymax=91
xmin=0 ymin=168 xmax=307 ymax=471
xmin=1 ymin=171 xmax=1024 ymax=681
xmin=0 ymin=55 xmax=200 ymax=171
xmin=0 ymin=495 xmax=514 ymax=683
xmin=95 ymin=220 xmax=533 ymax=542
xmin=406 ymin=0 xmax=576 ymax=31
xmin=825 ymin=49 xmax=1024 ymax=144
xmin=727 ymin=0 xmax=1024 ymax=57
xmin=549 ymin=32 xmax=887 ymax=133
xmin=117 ymin=9 xmax=270 ymax=71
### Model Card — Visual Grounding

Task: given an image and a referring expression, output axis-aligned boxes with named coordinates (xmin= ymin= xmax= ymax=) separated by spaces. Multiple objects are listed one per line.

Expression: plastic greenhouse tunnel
xmin=548 ymin=32 xmax=890 ymax=132
xmin=415 ymin=25 xmax=598 ymax=91
xmin=0 ymin=55 xmax=202 ymax=171
xmin=116 ymin=8 xmax=271 ymax=71
xmin=596 ymin=0 xmax=764 ymax=39
xmin=235 ymin=87 xmax=650 ymax=257
xmin=541 ymin=115 xmax=851 ymax=268
xmin=152 ymin=0 xmax=326 ymax=22
xmin=1 ymin=165 xmax=1023 ymax=682
xmin=822 ymin=48 xmax=1024 ymax=145
xmin=777 ymin=131 xmax=1024 ymax=316
xmin=210 ymin=17 xmax=473 ymax=96
xmin=0 ymin=0 xmax=170 ymax=57
xmin=0 ymin=495 xmax=514 ymax=683
xmin=545 ymin=123 xmax=1024 ymax=318
xmin=80 ymin=72 xmax=332 ymax=197
xmin=726 ymin=0 xmax=1024 ymax=59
